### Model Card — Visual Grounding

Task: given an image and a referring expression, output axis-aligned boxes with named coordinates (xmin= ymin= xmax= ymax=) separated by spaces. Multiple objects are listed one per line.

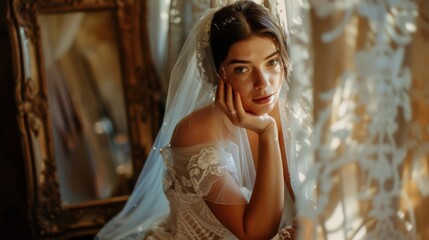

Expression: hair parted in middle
xmin=210 ymin=0 xmax=289 ymax=77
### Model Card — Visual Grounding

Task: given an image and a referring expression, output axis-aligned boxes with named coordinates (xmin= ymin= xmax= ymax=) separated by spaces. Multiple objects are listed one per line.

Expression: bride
xmin=97 ymin=1 xmax=302 ymax=239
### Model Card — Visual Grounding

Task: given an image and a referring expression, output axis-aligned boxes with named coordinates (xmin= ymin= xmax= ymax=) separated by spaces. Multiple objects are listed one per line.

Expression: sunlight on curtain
xmin=289 ymin=0 xmax=429 ymax=239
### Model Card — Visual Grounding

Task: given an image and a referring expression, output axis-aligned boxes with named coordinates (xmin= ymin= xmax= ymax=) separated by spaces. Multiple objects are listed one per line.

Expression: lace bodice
xmin=145 ymin=142 xmax=237 ymax=239
xmin=145 ymin=141 xmax=295 ymax=240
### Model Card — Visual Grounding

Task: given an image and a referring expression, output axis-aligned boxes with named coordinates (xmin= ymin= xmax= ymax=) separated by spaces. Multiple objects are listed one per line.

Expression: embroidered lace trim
xmin=148 ymin=146 xmax=237 ymax=239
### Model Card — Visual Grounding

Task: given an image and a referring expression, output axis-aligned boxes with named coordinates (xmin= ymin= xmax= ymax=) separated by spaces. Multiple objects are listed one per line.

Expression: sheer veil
xmin=96 ymin=8 xmax=224 ymax=240
xmin=96 ymin=1 xmax=313 ymax=239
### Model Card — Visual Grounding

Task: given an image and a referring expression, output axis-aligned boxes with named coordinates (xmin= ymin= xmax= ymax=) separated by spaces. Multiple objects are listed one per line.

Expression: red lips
xmin=252 ymin=94 xmax=274 ymax=104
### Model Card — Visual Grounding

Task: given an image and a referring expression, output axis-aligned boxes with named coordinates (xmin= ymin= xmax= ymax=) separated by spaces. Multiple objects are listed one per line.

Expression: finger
xmin=233 ymin=91 xmax=246 ymax=117
xmin=226 ymin=82 xmax=236 ymax=115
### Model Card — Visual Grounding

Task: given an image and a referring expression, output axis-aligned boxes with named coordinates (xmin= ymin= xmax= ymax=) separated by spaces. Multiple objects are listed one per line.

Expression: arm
xmin=204 ymin=81 xmax=285 ymax=239
xmin=205 ymin=123 xmax=284 ymax=239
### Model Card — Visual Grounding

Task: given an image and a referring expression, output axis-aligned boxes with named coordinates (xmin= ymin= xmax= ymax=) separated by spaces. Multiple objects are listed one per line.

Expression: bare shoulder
xmin=170 ymin=105 xmax=223 ymax=147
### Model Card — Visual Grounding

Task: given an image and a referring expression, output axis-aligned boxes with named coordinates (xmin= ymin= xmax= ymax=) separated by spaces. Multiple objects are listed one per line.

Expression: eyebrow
xmin=226 ymin=51 xmax=279 ymax=65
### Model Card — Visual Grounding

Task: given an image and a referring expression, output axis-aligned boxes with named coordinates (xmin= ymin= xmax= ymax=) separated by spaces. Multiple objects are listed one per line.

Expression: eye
xmin=234 ymin=66 xmax=249 ymax=74
xmin=267 ymin=58 xmax=281 ymax=67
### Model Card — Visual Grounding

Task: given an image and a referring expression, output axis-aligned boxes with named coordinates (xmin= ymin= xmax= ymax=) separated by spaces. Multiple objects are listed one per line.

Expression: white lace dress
xmin=145 ymin=140 xmax=296 ymax=240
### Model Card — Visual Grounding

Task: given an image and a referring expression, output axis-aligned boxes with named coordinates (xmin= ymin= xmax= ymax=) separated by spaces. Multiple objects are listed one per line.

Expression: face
xmin=221 ymin=35 xmax=284 ymax=116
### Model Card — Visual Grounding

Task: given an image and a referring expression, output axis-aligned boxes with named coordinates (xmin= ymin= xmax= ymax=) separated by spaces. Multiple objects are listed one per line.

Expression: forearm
xmin=243 ymin=123 xmax=285 ymax=238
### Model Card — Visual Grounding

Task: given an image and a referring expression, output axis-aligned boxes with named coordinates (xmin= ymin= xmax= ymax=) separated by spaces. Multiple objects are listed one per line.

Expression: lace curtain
xmin=147 ymin=0 xmax=429 ymax=238
xmin=291 ymin=0 xmax=429 ymax=239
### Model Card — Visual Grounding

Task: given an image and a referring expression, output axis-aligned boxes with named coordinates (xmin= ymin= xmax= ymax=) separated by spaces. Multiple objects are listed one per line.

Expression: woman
xmin=97 ymin=1 xmax=297 ymax=239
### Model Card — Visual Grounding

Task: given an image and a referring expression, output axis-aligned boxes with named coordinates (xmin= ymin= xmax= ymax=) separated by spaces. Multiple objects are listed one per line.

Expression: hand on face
xmin=215 ymin=79 xmax=275 ymax=135
xmin=215 ymin=36 xmax=284 ymax=134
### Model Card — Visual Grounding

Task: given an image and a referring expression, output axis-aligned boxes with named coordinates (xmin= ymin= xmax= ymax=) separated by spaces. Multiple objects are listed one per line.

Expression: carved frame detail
xmin=7 ymin=0 xmax=161 ymax=238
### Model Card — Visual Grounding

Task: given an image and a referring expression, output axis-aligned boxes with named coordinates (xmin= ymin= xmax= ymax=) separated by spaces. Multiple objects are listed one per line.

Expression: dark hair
xmin=210 ymin=0 xmax=288 ymax=73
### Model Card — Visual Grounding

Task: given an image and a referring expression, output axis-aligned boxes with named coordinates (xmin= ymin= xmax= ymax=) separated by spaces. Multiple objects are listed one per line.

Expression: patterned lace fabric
xmin=145 ymin=141 xmax=239 ymax=240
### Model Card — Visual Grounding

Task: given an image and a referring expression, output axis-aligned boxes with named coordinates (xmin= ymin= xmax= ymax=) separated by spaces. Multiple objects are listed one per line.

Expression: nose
xmin=254 ymin=68 xmax=270 ymax=89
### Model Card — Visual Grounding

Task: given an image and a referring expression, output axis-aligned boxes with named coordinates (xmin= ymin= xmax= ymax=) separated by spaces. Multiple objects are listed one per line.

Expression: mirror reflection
xmin=38 ymin=11 xmax=133 ymax=205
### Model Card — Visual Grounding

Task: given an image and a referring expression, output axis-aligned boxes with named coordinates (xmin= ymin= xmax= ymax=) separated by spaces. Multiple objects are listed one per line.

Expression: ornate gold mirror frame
xmin=6 ymin=0 xmax=161 ymax=238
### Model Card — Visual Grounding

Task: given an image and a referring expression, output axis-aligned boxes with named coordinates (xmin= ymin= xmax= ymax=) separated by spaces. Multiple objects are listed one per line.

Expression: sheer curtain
xmin=148 ymin=0 xmax=211 ymax=98
xmin=286 ymin=0 xmax=429 ymax=239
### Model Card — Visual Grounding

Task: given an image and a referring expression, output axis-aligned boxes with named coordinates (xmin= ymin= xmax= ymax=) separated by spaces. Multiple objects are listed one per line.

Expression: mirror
xmin=9 ymin=0 xmax=161 ymax=238
xmin=38 ymin=11 xmax=133 ymax=205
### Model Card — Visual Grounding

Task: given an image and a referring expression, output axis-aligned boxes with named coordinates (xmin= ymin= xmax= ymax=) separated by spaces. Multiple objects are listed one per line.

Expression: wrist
xmin=257 ymin=119 xmax=277 ymax=138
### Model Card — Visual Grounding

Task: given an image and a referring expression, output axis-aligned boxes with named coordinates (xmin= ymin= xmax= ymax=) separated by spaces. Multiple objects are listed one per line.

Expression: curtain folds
xmin=296 ymin=0 xmax=429 ymax=239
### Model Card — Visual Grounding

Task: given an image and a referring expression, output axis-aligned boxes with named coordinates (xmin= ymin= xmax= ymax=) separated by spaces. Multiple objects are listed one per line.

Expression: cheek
xmin=229 ymin=81 xmax=253 ymax=109
xmin=229 ymin=80 xmax=251 ymax=95
xmin=272 ymin=72 xmax=284 ymax=88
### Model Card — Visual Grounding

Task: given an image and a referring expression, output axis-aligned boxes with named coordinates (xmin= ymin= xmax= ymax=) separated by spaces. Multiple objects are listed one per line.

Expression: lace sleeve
xmin=187 ymin=146 xmax=237 ymax=198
